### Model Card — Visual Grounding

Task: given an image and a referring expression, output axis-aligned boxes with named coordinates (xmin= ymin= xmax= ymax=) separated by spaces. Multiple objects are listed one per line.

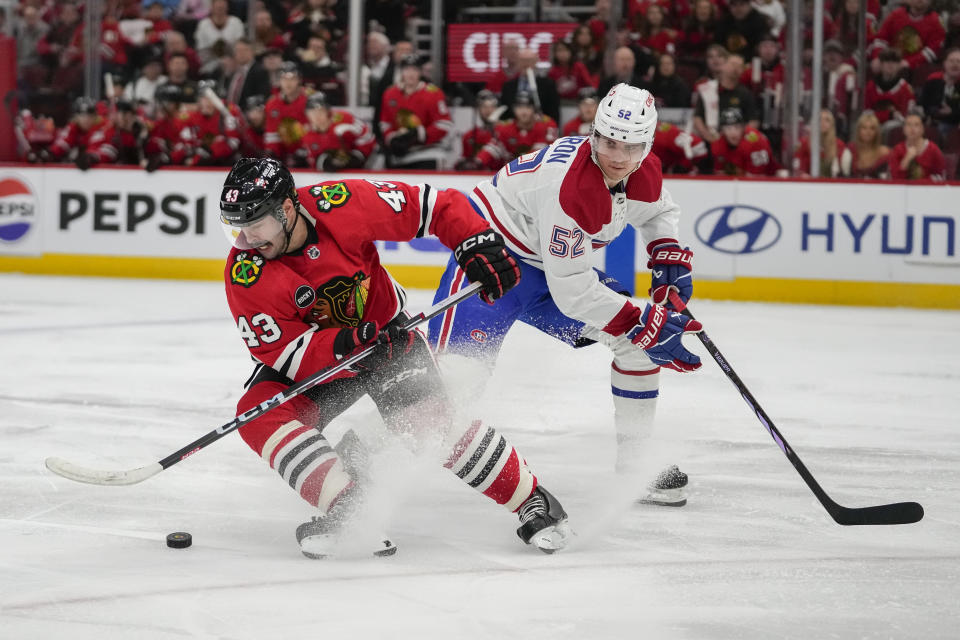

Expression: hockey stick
xmin=45 ymin=281 xmax=483 ymax=486
xmin=669 ymin=291 xmax=924 ymax=526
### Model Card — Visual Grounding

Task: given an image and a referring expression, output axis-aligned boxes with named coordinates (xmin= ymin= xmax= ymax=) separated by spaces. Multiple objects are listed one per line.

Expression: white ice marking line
xmin=0 ymin=393 xmax=223 ymax=418
xmin=0 ymin=317 xmax=224 ymax=335
xmin=0 ymin=518 xmax=166 ymax=542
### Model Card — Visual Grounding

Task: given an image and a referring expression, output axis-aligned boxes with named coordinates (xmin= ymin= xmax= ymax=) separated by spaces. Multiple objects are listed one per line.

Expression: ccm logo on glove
xmin=454 ymin=230 xmax=521 ymax=304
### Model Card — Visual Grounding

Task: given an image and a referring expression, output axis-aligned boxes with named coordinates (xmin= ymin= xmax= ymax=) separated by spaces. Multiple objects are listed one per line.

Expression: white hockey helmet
xmin=591 ymin=83 xmax=658 ymax=167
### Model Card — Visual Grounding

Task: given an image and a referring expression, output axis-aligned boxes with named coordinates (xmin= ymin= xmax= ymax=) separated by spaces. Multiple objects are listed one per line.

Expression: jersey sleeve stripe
xmin=471 ymin=186 xmax=536 ymax=256
xmin=274 ymin=325 xmax=318 ymax=380
xmin=415 ymin=183 xmax=436 ymax=238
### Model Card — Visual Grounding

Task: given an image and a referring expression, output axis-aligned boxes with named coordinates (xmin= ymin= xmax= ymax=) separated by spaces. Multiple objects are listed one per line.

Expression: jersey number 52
xmin=548 ymin=225 xmax=585 ymax=258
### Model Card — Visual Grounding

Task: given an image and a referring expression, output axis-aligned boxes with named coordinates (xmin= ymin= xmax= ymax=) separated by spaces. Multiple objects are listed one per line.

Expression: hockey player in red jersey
xmin=103 ymin=100 xmax=147 ymax=166
xmin=219 ymin=158 xmax=571 ymax=557
xmin=454 ymin=90 xmax=502 ymax=171
xmin=429 ymin=84 xmax=702 ymax=508
xmin=470 ymin=91 xmax=558 ymax=171
xmin=264 ymin=62 xmax=309 ymax=165
xmin=143 ymin=84 xmax=192 ymax=172
xmin=652 ymin=121 xmax=709 ymax=173
xmin=560 ymin=87 xmax=599 ymax=137
xmin=299 ymin=92 xmax=375 ymax=171
xmin=379 ymin=55 xmax=454 ymax=169
xmin=47 ymin=97 xmax=118 ymax=170
xmin=238 ymin=95 xmax=267 ymax=158
xmin=711 ymin=107 xmax=779 ymax=176
xmin=182 ymin=81 xmax=242 ymax=166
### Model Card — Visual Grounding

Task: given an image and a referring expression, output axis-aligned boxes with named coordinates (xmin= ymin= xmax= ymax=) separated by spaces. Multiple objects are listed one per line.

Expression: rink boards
xmin=0 ymin=165 xmax=958 ymax=309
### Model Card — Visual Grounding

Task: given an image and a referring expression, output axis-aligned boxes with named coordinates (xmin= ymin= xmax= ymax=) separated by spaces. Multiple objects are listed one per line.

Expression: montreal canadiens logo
xmin=470 ymin=329 xmax=487 ymax=343
xmin=0 ymin=176 xmax=38 ymax=243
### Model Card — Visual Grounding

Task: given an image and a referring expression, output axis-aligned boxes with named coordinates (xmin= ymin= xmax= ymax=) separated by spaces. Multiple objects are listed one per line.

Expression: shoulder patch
xmin=231 ymin=252 xmax=264 ymax=287
xmin=309 ymin=182 xmax=351 ymax=212
xmin=746 ymin=131 xmax=759 ymax=142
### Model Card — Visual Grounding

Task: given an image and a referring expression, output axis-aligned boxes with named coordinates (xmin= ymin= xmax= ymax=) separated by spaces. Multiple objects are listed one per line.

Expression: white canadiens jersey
xmin=469 ymin=135 xmax=682 ymax=335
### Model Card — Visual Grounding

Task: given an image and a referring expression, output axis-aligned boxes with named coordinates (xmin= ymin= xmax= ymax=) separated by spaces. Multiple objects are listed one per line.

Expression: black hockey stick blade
xmin=829 ymin=501 xmax=924 ymax=526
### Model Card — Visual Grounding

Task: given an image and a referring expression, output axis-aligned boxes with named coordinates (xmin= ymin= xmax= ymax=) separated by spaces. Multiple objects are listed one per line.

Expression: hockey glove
xmin=332 ymin=322 xmax=413 ymax=371
xmin=627 ymin=303 xmax=703 ymax=372
xmin=454 ymin=230 xmax=521 ymax=304
xmin=648 ymin=241 xmax=693 ymax=309
xmin=75 ymin=152 xmax=96 ymax=171
xmin=387 ymin=129 xmax=417 ymax=157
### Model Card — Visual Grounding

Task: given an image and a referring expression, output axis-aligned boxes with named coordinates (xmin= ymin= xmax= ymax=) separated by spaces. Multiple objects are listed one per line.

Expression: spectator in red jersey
xmin=143 ymin=1 xmax=174 ymax=44
xmin=486 ymin=38 xmax=522 ymax=95
xmin=634 ymin=4 xmax=681 ymax=57
xmin=650 ymin=53 xmax=691 ymax=108
xmin=103 ymin=99 xmax=147 ymax=166
xmin=143 ymin=83 xmax=191 ymax=171
xmin=264 ymin=62 xmax=309 ymax=165
xmin=870 ymin=0 xmax=945 ymax=75
xmin=560 ymin=87 xmax=599 ymax=137
xmin=46 ymin=97 xmax=118 ymax=171
xmin=164 ymin=30 xmax=202 ymax=78
xmin=793 ymin=109 xmax=846 ymax=178
xmin=711 ymin=107 xmax=778 ymax=176
xmin=456 ymin=90 xmax=503 ymax=171
xmin=694 ymin=52 xmax=758 ymax=144
xmin=714 ymin=0 xmax=771 ymax=59
xmin=570 ymin=24 xmax=603 ymax=78
xmin=471 ymin=91 xmax=558 ymax=171
xmin=889 ymin=112 xmax=947 ymax=180
xmin=920 ymin=48 xmax=960 ymax=141
xmin=182 ymin=81 xmax=242 ymax=166
xmin=100 ymin=14 xmax=131 ymax=80
xmin=865 ymin=49 xmax=916 ymax=127
xmin=840 ymin=111 xmax=890 ymax=179
xmin=299 ymin=91 xmax=375 ymax=171
xmin=823 ymin=39 xmax=856 ymax=135
xmin=652 ymin=121 xmax=709 ymax=173
xmin=549 ymin=40 xmax=597 ymax=102
xmin=379 ymin=54 xmax=454 ymax=170
xmin=680 ymin=0 xmax=720 ymax=65
xmin=36 ymin=2 xmax=84 ymax=94
xmin=238 ymin=95 xmax=267 ymax=158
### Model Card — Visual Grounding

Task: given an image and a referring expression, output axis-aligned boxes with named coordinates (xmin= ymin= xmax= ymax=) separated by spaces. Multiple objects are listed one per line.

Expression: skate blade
xmin=301 ymin=535 xmax=397 ymax=559
xmin=637 ymin=487 xmax=687 ymax=507
xmin=530 ymin=521 xmax=573 ymax=554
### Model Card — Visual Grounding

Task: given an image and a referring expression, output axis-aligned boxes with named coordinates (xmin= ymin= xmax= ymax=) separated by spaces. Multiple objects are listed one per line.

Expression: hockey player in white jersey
xmin=428 ymin=83 xmax=702 ymax=505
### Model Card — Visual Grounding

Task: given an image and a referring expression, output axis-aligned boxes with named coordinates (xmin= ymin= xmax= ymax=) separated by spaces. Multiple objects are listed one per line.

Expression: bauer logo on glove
xmin=647 ymin=240 xmax=693 ymax=309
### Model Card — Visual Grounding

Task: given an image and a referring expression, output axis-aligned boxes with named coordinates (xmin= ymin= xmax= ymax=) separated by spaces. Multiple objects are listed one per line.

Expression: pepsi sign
xmin=695 ymin=205 xmax=782 ymax=254
xmin=0 ymin=176 xmax=38 ymax=243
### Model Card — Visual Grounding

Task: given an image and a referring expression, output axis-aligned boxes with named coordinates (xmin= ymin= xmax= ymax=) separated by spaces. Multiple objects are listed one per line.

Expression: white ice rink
xmin=1 ymin=274 xmax=958 ymax=639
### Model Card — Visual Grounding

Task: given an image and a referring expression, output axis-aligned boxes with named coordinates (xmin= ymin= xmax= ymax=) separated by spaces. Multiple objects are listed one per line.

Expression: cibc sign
xmin=447 ymin=23 xmax=575 ymax=82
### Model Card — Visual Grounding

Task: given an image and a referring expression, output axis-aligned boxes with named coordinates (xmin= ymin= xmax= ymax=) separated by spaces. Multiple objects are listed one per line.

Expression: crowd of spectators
xmin=8 ymin=0 xmax=960 ymax=181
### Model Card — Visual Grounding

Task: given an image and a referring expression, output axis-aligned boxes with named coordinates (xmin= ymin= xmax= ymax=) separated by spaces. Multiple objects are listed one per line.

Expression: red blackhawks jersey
xmin=652 ymin=122 xmax=708 ymax=172
xmin=300 ymin=110 xmax=376 ymax=167
xmin=475 ymin=117 xmax=558 ymax=170
xmin=144 ymin=113 xmax=191 ymax=164
xmin=561 ymin=115 xmax=592 ymax=138
xmin=379 ymin=82 xmax=453 ymax=146
xmin=183 ymin=106 xmax=242 ymax=161
xmin=265 ymin=91 xmax=309 ymax=157
xmin=711 ymin=127 xmax=778 ymax=176
xmin=889 ymin=140 xmax=946 ymax=181
xmin=224 ymin=179 xmax=489 ymax=383
xmin=871 ymin=8 xmax=945 ymax=69
xmin=864 ymin=78 xmax=915 ymax=124
xmin=48 ymin=119 xmax=117 ymax=162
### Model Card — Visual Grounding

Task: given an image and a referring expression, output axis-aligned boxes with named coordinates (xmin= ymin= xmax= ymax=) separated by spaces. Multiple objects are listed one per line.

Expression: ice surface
xmin=1 ymin=274 xmax=958 ymax=639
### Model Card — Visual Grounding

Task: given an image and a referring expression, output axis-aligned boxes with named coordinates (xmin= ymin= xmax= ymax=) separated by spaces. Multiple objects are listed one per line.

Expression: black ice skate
xmin=637 ymin=465 xmax=688 ymax=507
xmin=516 ymin=486 xmax=572 ymax=553
xmin=295 ymin=487 xmax=397 ymax=560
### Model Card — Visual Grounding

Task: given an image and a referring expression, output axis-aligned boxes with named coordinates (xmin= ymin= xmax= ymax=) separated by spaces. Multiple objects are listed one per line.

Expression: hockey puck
xmin=166 ymin=532 xmax=192 ymax=549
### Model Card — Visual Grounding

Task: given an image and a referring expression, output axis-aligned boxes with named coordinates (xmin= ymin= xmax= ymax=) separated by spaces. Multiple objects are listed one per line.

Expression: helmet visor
xmin=221 ymin=213 xmax=284 ymax=250
xmin=591 ymin=132 xmax=648 ymax=164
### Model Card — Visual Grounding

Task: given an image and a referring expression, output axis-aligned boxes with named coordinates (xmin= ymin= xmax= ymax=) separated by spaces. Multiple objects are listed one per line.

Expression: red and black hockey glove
xmin=333 ymin=321 xmax=414 ymax=371
xmin=454 ymin=230 xmax=521 ymax=304
xmin=648 ymin=240 xmax=693 ymax=310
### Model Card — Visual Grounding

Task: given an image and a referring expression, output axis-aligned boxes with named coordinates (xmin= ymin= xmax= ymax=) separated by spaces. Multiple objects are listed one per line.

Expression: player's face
xmin=478 ymin=101 xmax=497 ymax=120
xmin=722 ymin=123 xmax=745 ymax=146
xmin=222 ymin=200 xmax=293 ymax=259
xmin=578 ymin=100 xmax=598 ymax=121
xmin=246 ymin=107 xmax=264 ymax=127
xmin=76 ymin=113 xmax=96 ymax=130
xmin=514 ymin=104 xmax=535 ymax=126
xmin=400 ymin=66 xmax=421 ymax=87
xmin=198 ymin=96 xmax=215 ymax=115
xmin=592 ymin=133 xmax=647 ymax=180
xmin=280 ymin=74 xmax=300 ymax=96
xmin=307 ymin=106 xmax=330 ymax=130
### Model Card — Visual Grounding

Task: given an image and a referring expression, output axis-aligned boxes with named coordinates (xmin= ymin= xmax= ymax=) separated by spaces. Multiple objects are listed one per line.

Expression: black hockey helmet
xmin=398 ymin=54 xmax=421 ymax=69
xmin=220 ymin=157 xmax=300 ymax=227
xmin=719 ymin=107 xmax=744 ymax=127
xmin=155 ymin=83 xmax=184 ymax=105
xmin=476 ymin=89 xmax=498 ymax=106
xmin=279 ymin=61 xmax=301 ymax=77
xmin=577 ymin=87 xmax=599 ymax=104
xmin=73 ymin=96 xmax=98 ymax=115
xmin=244 ymin=94 xmax=266 ymax=111
xmin=115 ymin=99 xmax=136 ymax=113
xmin=305 ymin=91 xmax=329 ymax=111
xmin=513 ymin=90 xmax=537 ymax=109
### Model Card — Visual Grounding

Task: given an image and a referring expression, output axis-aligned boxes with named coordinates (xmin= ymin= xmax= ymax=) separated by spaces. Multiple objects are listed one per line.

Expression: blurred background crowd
xmin=5 ymin=0 xmax=960 ymax=180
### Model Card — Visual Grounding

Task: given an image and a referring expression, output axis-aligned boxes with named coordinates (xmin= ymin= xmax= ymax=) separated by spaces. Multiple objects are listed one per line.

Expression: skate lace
xmin=518 ymin=491 xmax=546 ymax=524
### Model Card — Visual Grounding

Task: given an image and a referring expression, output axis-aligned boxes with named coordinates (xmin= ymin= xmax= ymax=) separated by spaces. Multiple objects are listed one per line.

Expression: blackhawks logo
xmin=309 ymin=182 xmax=351 ymax=211
xmin=308 ymin=271 xmax=370 ymax=328
xmin=231 ymin=252 xmax=264 ymax=287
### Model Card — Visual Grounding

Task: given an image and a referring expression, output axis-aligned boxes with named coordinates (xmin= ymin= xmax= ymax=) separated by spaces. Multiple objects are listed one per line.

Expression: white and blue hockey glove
xmin=648 ymin=241 xmax=693 ymax=309
xmin=627 ymin=303 xmax=703 ymax=372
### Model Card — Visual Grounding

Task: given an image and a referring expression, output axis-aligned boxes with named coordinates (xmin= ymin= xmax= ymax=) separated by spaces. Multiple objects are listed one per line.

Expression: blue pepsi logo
xmin=694 ymin=205 xmax=781 ymax=254
xmin=0 ymin=176 xmax=38 ymax=243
